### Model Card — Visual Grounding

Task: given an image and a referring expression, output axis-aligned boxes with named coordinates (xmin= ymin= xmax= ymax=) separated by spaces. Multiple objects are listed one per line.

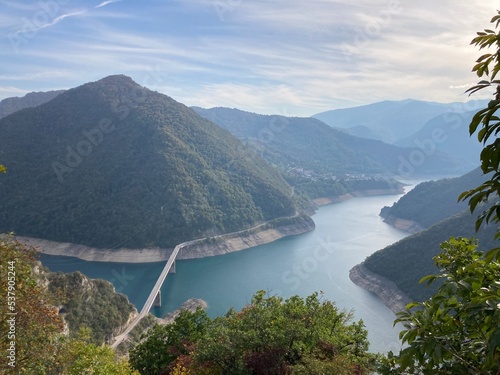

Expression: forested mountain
xmin=395 ymin=110 xmax=481 ymax=166
xmin=313 ymin=99 xmax=486 ymax=145
xmin=193 ymin=106 xmax=468 ymax=177
xmin=380 ymin=167 xmax=488 ymax=229
xmin=363 ymin=209 xmax=498 ymax=302
xmin=0 ymin=75 xmax=297 ymax=249
xmin=0 ymin=90 xmax=65 ymax=119
xmin=361 ymin=169 xmax=496 ymax=302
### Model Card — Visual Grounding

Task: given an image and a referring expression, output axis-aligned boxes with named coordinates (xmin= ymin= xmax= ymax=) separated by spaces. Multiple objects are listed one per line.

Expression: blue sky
xmin=1 ymin=0 xmax=498 ymax=116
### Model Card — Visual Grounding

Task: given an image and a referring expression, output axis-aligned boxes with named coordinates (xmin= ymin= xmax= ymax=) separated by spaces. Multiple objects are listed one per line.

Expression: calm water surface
xmin=40 ymin=191 xmax=412 ymax=353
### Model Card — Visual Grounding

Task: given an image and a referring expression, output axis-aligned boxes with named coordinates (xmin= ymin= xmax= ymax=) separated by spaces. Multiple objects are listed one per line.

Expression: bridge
xmin=111 ymin=213 xmax=300 ymax=348
xmin=111 ymin=240 xmax=193 ymax=348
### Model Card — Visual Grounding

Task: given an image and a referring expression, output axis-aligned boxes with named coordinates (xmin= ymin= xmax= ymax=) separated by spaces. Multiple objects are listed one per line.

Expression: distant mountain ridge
xmin=395 ymin=110 xmax=481 ymax=166
xmin=193 ymin=106 xmax=469 ymax=178
xmin=0 ymin=90 xmax=65 ymax=119
xmin=313 ymin=99 xmax=487 ymax=146
xmin=0 ymin=75 xmax=298 ymax=249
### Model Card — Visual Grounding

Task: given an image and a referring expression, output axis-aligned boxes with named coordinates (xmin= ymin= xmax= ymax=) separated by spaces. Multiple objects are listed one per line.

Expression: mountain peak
xmin=83 ymin=74 xmax=143 ymax=93
xmin=59 ymin=74 xmax=151 ymax=109
xmin=0 ymin=77 xmax=297 ymax=248
xmin=95 ymin=74 xmax=138 ymax=85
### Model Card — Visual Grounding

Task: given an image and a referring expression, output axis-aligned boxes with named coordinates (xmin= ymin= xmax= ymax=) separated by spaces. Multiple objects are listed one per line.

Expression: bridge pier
xmin=169 ymin=260 xmax=176 ymax=274
xmin=153 ymin=289 xmax=161 ymax=307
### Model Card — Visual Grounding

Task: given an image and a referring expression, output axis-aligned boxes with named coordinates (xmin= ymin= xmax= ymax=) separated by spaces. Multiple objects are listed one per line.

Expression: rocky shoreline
xmin=159 ymin=298 xmax=208 ymax=324
xmin=19 ymin=214 xmax=315 ymax=263
xmin=349 ymin=262 xmax=411 ymax=313
xmin=312 ymin=188 xmax=405 ymax=207
xmin=18 ymin=188 xmax=403 ymax=263
xmin=379 ymin=205 xmax=425 ymax=234
xmin=380 ymin=215 xmax=424 ymax=233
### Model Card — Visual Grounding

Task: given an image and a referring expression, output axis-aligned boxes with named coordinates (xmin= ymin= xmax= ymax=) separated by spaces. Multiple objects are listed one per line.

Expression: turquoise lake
xmin=40 ymin=191 xmax=413 ymax=353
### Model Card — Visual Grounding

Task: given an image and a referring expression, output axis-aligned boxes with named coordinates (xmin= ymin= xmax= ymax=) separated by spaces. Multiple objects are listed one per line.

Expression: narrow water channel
xmin=41 ymin=192 xmax=410 ymax=353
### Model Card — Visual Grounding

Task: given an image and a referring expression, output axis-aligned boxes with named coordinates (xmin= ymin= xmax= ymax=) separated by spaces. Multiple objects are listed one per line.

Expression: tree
xmin=459 ymin=10 xmax=500 ymax=261
xmin=378 ymin=12 xmax=500 ymax=374
xmin=377 ymin=237 xmax=500 ymax=374
xmin=129 ymin=291 xmax=376 ymax=375
xmin=0 ymin=234 xmax=139 ymax=374
xmin=0 ymin=234 xmax=64 ymax=374
xmin=55 ymin=328 xmax=139 ymax=375
xmin=129 ymin=308 xmax=210 ymax=375
xmin=194 ymin=291 xmax=374 ymax=374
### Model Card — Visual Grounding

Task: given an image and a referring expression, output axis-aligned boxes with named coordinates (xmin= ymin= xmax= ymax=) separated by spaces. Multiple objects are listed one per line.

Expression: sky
xmin=1 ymin=0 xmax=499 ymax=117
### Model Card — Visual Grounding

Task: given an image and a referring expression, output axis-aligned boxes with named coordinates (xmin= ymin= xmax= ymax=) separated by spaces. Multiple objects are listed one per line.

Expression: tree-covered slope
xmin=363 ymin=210 xmax=498 ymax=302
xmin=0 ymin=75 xmax=296 ymax=249
xmin=47 ymin=270 xmax=135 ymax=344
xmin=193 ymin=106 xmax=468 ymax=177
xmin=380 ymin=167 xmax=487 ymax=229
xmin=0 ymin=235 xmax=139 ymax=373
xmin=0 ymin=90 xmax=65 ymax=119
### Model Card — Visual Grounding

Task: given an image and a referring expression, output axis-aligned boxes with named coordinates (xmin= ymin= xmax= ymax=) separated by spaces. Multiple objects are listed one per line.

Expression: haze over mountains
xmin=313 ymin=99 xmax=484 ymax=168
xmin=193 ymin=106 xmax=471 ymax=178
xmin=394 ymin=110 xmax=481 ymax=166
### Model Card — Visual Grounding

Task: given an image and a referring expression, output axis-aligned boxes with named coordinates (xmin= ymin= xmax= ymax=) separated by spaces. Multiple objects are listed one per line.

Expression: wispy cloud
xmin=36 ymin=10 xmax=87 ymax=30
xmin=95 ymin=0 xmax=122 ymax=9
xmin=1 ymin=0 xmax=499 ymax=115
xmin=0 ymin=86 xmax=29 ymax=95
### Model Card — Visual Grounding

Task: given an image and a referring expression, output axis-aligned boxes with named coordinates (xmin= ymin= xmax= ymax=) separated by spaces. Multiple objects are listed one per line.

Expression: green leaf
xmin=484 ymin=247 xmax=500 ymax=262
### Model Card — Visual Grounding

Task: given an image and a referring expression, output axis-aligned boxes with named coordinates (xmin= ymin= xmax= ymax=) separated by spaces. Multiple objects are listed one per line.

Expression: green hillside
xmin=363 ymin=209 xmax=498 ymax=302
xmin=0 ymin=75 xmax=297 ymax=249
xmin=380 ymin=167 xmax=487 ymax=228
xmin=47 ymin=270 xmax=135 ymax=344
xmin=193 ymin=106 xmax=470 ymax=177
xmin=0 ymin=90 xmax=65 ymax=119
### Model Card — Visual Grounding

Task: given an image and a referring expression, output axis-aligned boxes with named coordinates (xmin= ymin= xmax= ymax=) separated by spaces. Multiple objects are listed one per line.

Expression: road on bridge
xmin=111 ymin=240 xmax=193 ymax=348
xmin=110 ymin=213 xmax=300 ymax=348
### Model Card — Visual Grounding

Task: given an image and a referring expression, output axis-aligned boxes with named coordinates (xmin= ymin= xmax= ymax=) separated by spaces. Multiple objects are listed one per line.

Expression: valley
xmin=3 ymin=3 xmax=500 ymax=373
xmin=0 ymin=75 xmax=496 ymax=373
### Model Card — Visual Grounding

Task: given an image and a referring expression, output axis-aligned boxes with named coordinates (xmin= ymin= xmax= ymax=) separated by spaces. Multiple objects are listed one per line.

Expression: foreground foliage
xmin=0 ymin=234 xmax=63 ymax=373
xmin=0 ymin=234 xmax=138 ymax=374
xmin=130 ymin=291 xmax=375 ymax=374
xmin=460 ymin=10 xmax=500 ymax=262
xmin=378 ymin=237 xmax=500 ymax=374
xmin=364 ymin=209 xmax=498 ymax=302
